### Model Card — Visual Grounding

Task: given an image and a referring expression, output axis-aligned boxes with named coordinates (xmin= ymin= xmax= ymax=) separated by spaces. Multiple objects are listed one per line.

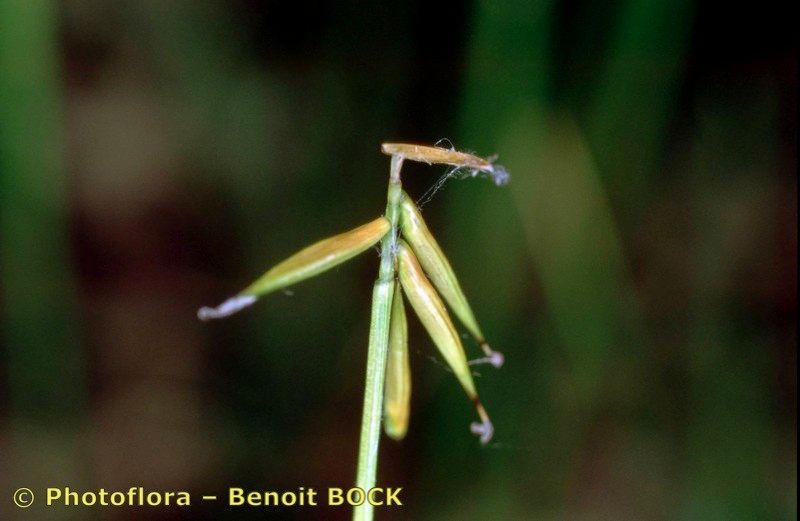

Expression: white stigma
xmin=470 ymin=418 xmax=494 ymax=445
xmin=197 ymin=295 xmax=257 ymax=321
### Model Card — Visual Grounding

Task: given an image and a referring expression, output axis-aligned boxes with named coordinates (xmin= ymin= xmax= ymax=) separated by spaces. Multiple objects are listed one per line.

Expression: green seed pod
xmin=399 ymin=192 xmax=503 ymax=367
xmin=198 ymin=217 xmax=391 ymax=320
xmin=397 ymin=240 xmax=493 ymax=443
xmin=383 ymin=282 xmax=410 ymax=441
xmin=397 ymin=240 xmax=474 ymax=397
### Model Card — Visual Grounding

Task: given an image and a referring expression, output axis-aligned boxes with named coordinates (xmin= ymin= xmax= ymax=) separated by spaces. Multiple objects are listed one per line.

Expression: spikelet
xmin=396 ymin=240 xmax=493 ymax=444
xmin=399 ymin=192 xmax=503 ymax=367
xmin=381 ymin=143 xmax=509 ymax=186
xmin=383 ymin=282 xmax=411 ymax=440
xmin=198 ymin=217 xmax=390 ymax=320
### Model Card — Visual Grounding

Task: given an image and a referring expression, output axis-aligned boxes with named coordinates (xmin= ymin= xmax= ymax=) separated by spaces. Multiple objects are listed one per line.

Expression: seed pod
xmin=399 ymin=192 xmax=503 ymax=367
xmin=198 ymin=217 xmax=391 ymax=320
xmin=381 ymin=143 xmax=494 ymax=171
xmin=383 ymin=282 xmax=410 ymax=441
xmin=397 ymin=241 xmax=493 ymax=443
xmin=381 ymin=143 xmax=510 ymax=186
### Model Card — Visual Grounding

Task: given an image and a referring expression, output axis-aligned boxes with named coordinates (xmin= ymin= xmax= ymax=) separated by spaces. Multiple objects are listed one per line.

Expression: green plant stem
xmin=353 ymin=156 xmax=403 ymax=521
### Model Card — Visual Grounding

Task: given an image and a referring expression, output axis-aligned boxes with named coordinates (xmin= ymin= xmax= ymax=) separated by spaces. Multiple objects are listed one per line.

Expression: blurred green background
xmin=0 ymin=1 xmax=795 ymax=520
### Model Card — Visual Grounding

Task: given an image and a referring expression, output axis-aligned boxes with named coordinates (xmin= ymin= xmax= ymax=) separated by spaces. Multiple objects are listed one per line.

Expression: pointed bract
xmin=381 ymin=143 xmax=510 ymax=186
xmin=381 ymin=143 xmax=494 ymax=171
xmin=198 ymin=217 xmax=390 ymax=320
xmin=383 ymin=282 xmax=411 ymax=441
xmin=397 ymin=241 xmax=493 ymax=443
xmin=396 ymin=241 xmax=474 ymax=396
xmin=399 ymin=192 xmax=502 ymax=365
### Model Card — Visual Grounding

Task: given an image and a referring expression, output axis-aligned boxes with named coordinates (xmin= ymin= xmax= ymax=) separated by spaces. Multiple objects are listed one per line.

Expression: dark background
xmin=0 ymin=0 xmax=795 ymax=519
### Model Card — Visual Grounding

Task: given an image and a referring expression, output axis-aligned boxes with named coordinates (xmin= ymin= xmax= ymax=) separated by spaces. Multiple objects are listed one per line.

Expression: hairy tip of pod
xmin=469 ymin=343 xmax=505 ymax=369
xmin=485 ymin=348 xmax=505 ymax=368
xmin=197 ymin=295 xmax=257 ymax=321
xmin=470 ymin=401 xmax=494 ymax=445
xmin=490 ymin=164 xmax=510 ymax=186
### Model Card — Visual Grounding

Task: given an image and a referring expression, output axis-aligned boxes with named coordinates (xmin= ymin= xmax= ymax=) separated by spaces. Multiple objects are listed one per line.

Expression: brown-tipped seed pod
xmin=399 ymin=192 xmax=503 ymax=367
xmin=396 ymin=240 xmax=493 ymax=443
xmin=198 ymin=216 xmax=391 ymax=320
xmin=381 ymin=143 xmax=510 ymax=186
xmin=381 ymin=143 xmax=494 ymax=171
xmin=383 ymin=282 xmax=411 ymax=441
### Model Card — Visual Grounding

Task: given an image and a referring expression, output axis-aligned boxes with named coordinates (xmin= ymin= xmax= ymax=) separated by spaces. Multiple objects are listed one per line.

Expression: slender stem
xmin=353 ymin=156 xmax=403 ymax=521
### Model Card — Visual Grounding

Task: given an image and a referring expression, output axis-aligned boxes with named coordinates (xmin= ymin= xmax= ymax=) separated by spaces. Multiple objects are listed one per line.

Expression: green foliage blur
xmin=0 ymin=1 xmax=795 ymax=520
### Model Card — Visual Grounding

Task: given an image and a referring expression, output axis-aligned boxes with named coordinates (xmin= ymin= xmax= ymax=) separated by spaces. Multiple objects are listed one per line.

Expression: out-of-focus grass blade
xmin=504 ymin=115 xmax=637 ymax=394
xmin=199 ymin=216 xmax=390 ymax=320
xmin=396 ymin=240 xmax=493 ymax=443
xmin=680 ymin=93 xmax=783 ymax=519
xmin=383 ymin=282 xmax=410 ymax=441
xmin=399 ymin=191 xmax=503 ymax=366
xmin=0 ymin=0 xmax=90 ymax=507
xmin=586 ymin=0 xmax=693 ymax=205
xmin=0 ymin=0 xmax=86 ymax=415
